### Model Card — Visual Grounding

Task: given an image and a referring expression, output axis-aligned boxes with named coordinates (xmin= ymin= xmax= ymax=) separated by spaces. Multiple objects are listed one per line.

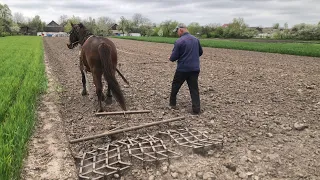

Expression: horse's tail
xmin=98 ymin=43 xmax=126 ymax=111
xmin=116 ymin=68 xmax=129 ymax=85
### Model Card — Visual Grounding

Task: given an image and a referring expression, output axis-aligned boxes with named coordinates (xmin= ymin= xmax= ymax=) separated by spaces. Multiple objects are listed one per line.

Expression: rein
xmin=70 ymin=41 xmax=79 ymax=47
xmin=69 ymin=35 xmax=93 ymax=49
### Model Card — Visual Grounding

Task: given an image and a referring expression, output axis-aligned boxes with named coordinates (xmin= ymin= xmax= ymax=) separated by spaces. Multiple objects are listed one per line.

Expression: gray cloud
xmin=0 ymin=0 xmax=319 ymax=27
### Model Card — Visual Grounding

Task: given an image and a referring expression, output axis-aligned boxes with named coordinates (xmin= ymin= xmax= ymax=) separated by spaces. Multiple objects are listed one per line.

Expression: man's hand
xmin=168 ymin=55 xmax=171 ymax=60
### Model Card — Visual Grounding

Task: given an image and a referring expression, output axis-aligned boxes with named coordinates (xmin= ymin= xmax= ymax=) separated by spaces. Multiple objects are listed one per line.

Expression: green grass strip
xmin=112 ymin=36 xmax=320 ymax=57
xmin=0 ymin=36 xmax=47 ymax=180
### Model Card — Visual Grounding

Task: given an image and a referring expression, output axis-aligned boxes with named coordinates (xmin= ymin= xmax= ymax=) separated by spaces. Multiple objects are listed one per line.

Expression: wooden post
xmin=69 ymin=116 xmax=185 ymax=143
xmin=95 ymin=110 xmax=152 ymax=116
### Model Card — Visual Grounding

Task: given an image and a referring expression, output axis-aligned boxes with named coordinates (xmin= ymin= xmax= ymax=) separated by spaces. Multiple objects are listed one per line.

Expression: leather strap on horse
xmin=82 ymin=35 xmax=94 ymax=47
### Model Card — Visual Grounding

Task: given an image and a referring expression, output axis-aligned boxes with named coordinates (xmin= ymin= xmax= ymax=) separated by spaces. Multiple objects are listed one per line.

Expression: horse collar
xmin=83 ymin=35 xmax=94 ymax=46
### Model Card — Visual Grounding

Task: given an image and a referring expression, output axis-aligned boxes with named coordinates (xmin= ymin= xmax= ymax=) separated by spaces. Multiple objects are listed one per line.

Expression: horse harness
xmin=79 ymin=35 xmax=94 ymax=56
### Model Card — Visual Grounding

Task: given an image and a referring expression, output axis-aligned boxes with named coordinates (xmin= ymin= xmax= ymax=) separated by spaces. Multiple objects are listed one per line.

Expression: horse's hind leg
xmin=105 ymin=83 xmax=112 ymax=105
xmin=93 ymin=71 xmax=104 ymax=112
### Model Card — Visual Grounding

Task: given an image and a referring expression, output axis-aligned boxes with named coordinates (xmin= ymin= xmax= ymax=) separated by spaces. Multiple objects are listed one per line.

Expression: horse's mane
xmin=77 ymin=23 xmax=93 ymax=45
xmin=78 ymin=23 xmax=93 ymax=35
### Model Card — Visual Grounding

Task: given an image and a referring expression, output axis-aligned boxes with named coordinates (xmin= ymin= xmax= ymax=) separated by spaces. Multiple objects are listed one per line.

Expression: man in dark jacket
xmin=168 ymin=23 xmax=203 ymax=114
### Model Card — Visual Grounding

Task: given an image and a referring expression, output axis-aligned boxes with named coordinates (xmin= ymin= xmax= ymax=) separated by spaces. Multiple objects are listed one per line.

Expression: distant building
xmin=39 ymin=20 xmax=67 ymax=37
xmin=254 ymin=27 xmax=286 ymax=38
xmin=19 ymin=25 xmax=32 ymax=35
xmin=110 ymin=23 xmax=122 ymax=36
xmin=249 ymin=27 xmax=263 ymax=33
xmin=128 ymin=33 xmax=141 ymax=37
xmin=109 ymin=23 xmax=141 ymax=36
xmin=221 ymin=24 xmax=229 ymax=28
xmin=111 ymin=24 xmax=118 ymax=30
xmin=44 ymin=20 xmax=64 ymax=32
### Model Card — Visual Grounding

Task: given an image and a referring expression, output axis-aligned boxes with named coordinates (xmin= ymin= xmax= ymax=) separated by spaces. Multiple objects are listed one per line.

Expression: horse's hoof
xmin=81 ymin=90 xmax=88 ymax=96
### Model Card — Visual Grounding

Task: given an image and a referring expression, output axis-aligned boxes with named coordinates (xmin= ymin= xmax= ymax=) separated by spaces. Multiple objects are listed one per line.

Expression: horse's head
xmin=67 ymin=23 xmax=83 ymax=49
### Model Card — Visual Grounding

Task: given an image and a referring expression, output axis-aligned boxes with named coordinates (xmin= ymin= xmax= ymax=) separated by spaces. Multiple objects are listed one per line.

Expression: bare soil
xmin=21 ymin=51 xmax=77 ymax=179
xmin=23 ymin=37 xmax=320 ymax=180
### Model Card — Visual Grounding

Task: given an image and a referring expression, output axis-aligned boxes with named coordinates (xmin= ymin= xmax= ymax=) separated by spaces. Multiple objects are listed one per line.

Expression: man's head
xmin=173 ymin=23 xmax=188 ymax=37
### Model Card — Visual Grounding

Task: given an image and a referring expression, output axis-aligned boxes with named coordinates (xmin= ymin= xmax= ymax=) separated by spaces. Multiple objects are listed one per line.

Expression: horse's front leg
xmin=80 ymin=63 xmax=88 ymax=96
xmin=81 ymin=70 xmax=88 ymax=96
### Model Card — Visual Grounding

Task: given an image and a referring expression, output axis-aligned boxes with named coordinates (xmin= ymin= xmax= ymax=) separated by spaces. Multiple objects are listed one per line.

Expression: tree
xmin=201 ymin=23 xmax=219 ymax=38
xmin=13 ymin=12 xmax=25 ymax=24
xmin=159 ymin=20 xmax=178 ymax=37
xmin=282 ymin=22 xmax=290 ymax=39
xmin=0 ymin=3 xmax=13 ymax=35
xmin=10 ymin=22 xmax=20 ymax=34
xmin=273 ymin=23 xmax=280 ymax=29
xmin=139 ymin=24 xmax=153 ymax=36
xmin=0 ymin=4 xmax=12 ymax=20
xmin=118 ymin=16 xmax=129 ymax=35
xmin=96 ymin=16 xmax=115 ymax=36
xmin=29 ymin=15 xmax=45 ymax=32
xmin=132 ymin=13 xmax=149 ymax=26
xmin=210 ymin=26 xmax=224 ymax=38
xmin=223 ymin=18 xmax=248 ymax=38
xmin=125 ymin=20 xmax=135 ymax=34
xmin=129 ymin=13 xmax=152 ymax=35
xmin=157 ymin=29 xmax=163 ymax=37
xmin=187 ymin=22 xmax=201 ymax=36
xmin=83 ymin=17 xmax=97 ymax=34
xmin=64 ymin=15 xmax=81 ymax=32
xmin=58 ymin=15 xmax=68 ymax=27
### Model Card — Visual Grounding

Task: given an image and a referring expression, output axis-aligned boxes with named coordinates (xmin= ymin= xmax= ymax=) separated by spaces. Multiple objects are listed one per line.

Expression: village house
xmin=38 ymin=20 xmax=67 ymax=37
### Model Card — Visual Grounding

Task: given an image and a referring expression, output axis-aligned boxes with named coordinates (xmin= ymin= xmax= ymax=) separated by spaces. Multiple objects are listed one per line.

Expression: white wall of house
xmin=255 ymin=33 xmax=272 ymax=38
xmin=37 ymin=32 xmax=68 ymax=37
xmin=113 ymin=32 xmax=141 ymax=36
xmin=129 ymin=33 xmax=141 ymax=37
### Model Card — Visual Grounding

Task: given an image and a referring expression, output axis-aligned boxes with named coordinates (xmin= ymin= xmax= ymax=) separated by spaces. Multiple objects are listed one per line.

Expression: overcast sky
xmin=0 ymin=0 xmax=319 ymax=27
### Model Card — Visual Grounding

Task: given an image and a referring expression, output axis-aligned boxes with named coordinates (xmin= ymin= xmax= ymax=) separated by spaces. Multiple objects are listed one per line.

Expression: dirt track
xmin=23 ymin=37 xmax=320 ymax=180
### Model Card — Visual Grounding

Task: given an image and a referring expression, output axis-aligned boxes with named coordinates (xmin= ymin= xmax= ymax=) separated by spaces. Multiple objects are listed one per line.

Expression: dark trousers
xmin=170 ymin=71 xmax=200 ymax=113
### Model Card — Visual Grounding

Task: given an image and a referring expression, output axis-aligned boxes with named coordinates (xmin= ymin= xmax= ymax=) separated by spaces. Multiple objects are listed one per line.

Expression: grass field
xmin=113 ymin=36 xmax=320 ymax=57
xmin=0 ymin=36 xmax=47 ymax=180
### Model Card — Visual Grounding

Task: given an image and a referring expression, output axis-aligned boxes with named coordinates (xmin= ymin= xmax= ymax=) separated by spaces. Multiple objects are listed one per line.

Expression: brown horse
xmin=67 ymin=23 xmax=128 ymax=112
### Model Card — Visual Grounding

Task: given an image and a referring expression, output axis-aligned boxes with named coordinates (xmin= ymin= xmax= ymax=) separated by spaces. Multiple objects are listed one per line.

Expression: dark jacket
xmin=169 ymin=32 xmax=203 ymax=72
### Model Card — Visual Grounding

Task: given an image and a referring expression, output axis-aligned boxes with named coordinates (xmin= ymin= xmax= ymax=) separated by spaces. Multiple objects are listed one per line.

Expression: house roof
xmin=44 ymin=20 xmax=64 ymax=32
xmin=222 ymin=24 xmax=229 ymax=27
xmin=47 ymin=20 xmax=61 ymax=27
xmin=111 ymin=23 xmax=118 ymax=30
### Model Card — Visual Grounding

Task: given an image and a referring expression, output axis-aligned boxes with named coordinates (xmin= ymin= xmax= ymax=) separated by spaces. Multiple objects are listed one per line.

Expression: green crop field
xmin=0 ymin=36 xmax=47 ymax=180
xmin=113 ymin=36 xmax=320 ymax=57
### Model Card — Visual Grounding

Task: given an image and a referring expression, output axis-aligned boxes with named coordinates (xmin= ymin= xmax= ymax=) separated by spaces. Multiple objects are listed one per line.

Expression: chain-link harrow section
xmin=78 ymin=135 xmax=181 ymax=179
xmin=116 ymin=135 xmax=181 ymax=166
xmin=79 ymin=144 xmax=131 ymax=180
xmin=158 ymin=128 xmax=223 ymax=150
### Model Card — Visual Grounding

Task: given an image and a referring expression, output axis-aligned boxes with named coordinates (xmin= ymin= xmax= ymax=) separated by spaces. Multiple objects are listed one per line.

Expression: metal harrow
xmin=77 ymin=128 xmax=222 ymax=179
xmin=79 ymin=144 xmax=131 ymax=180
xmin=117 ymin=135 xmax=181 ymax=166
xmin=78 ymin=135 xmax=181 ymax=179
xmin=158 ymin=128 xmax=223 ymax=150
